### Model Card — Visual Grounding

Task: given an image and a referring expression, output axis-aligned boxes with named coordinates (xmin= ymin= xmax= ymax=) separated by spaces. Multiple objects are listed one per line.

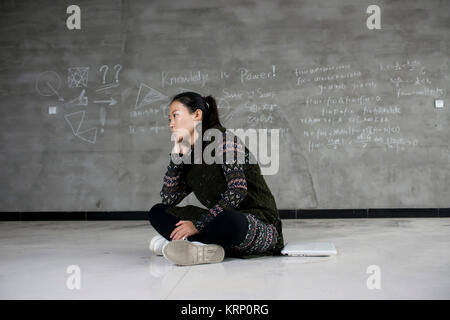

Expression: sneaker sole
xmin=163 ymin=240 xmax=225 ymax=266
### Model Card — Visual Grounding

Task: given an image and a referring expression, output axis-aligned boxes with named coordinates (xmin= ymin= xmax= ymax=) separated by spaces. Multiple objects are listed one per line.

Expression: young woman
xmin=148 ymin=91 xmax=284 ymax=266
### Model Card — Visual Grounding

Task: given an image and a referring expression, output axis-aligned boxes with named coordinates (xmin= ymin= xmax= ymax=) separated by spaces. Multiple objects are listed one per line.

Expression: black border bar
xmin=0 ymin=299 xmax=445 ymax=317
xmin=0 ymin=208 xmax=448 ymax=221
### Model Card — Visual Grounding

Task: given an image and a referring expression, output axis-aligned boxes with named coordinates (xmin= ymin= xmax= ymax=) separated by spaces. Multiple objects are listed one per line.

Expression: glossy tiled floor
xmin=0 ymin=218 xmax=449 ymax=299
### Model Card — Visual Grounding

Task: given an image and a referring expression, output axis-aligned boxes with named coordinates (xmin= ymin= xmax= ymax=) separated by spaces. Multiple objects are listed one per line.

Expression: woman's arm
xmin=193 ymin=136 xmax=248 ymax=232
xmin=159 ymin=153 xmax=192 ymax=206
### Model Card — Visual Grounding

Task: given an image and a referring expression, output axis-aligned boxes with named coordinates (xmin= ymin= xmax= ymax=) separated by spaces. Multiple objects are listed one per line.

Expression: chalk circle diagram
xmin=135 ymin=83 xmax=168 ymax=109
xmin=68 ymin=67 xmax=89 ymax=88
xmin=64 ymin=110 xmax=97 ymax=144
xmin=35 ymin=71 xmax=64 ymax=101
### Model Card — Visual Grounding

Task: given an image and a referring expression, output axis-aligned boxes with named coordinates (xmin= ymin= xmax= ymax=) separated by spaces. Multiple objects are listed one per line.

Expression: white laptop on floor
xmin=281 ymin=242 xmax=337 ymax=257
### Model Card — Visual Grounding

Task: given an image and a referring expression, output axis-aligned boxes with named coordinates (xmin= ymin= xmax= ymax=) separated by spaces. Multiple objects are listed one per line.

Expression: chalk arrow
xmin=94 ymin=97 xmax=117 ymax=106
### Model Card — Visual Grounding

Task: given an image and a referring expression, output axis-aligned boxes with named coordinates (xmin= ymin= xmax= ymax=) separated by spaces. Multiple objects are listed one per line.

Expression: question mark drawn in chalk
xmin=99 ymin=65 xmax=109 ymax=84
xmin=114 ymin=64 xmax=122 ymax=83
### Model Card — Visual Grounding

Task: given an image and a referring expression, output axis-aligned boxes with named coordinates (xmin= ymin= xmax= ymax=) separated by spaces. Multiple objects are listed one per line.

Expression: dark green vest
xmin=166 ymin=124 xmax=285 ymax=257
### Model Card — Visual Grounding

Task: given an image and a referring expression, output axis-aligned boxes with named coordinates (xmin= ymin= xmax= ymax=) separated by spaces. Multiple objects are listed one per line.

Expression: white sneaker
xmin=162 ymin=240 xmax=225 ymax=266
xmin=149 ymin=235 xmax=169 ymax=256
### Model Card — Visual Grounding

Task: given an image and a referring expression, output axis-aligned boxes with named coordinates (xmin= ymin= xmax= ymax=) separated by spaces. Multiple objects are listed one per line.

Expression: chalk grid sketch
xmin=68 ymin=67 xmax=89 ymax=88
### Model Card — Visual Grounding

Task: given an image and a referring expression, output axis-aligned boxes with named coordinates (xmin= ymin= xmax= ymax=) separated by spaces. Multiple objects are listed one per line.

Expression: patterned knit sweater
xmin=159 ymin=124 xmax=284 ymax=255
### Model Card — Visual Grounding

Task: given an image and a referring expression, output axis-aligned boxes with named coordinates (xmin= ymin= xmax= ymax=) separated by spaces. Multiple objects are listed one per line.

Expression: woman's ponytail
xmin=202 ymin=95 xmax=223 ymax=132
xmin=170 ymin=92 xmax=225 ymax=134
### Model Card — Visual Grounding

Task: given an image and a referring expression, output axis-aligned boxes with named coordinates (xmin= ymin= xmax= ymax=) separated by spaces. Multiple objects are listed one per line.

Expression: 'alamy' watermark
xmin=170 ymin=124 xmax=279 ymax=175
xmin=66 ymin=265 xmax=81 ymax=290
xmin=366 ymin=5 xmax=381 ymax=30
xmin=66 ymin=5 xmax=81 ymax=30
xmin=366 ymin=265 xmax=381 ymax=290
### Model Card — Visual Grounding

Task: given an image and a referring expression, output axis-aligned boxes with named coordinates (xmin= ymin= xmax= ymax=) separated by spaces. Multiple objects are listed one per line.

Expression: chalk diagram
xmin=35 ymin=71 xmax=64 ymax=101
xmin=64 ymin=110 xmax=98 ymax=144
xmin=68 ymin=67 xmax=89 ymax=88
xmin=63 ymin=65 xmax=121 ymax=141
xmin=36 ymin=66 xmax=122 ymax=144
xmin=99 ymin=107 xmax=106 ymax=134
xmin=64 ymin=89 xmax=88 ymax=108
xmin=96 ymin=64 xmax=121 ymax=92
xmin=65 ymin=67 xmax=98 ymax=143
xmin=93 ymin=96 xmax=117 ymax=106
xmin=135 ymin=83 xmax=168 ymax=109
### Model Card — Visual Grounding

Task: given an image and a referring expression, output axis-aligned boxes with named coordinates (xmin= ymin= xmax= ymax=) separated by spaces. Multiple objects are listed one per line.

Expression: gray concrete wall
xmin=0 ymin=0 xmax=448 ymax=212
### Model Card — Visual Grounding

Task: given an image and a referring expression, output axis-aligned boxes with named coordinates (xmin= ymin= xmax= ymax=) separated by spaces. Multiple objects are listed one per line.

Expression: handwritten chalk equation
xmin=308 ymin=136 xmax=418 ymax=153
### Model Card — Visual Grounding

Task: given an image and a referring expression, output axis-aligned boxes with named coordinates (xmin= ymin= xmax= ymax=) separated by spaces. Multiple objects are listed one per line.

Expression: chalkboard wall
xmin=0 ymin=0 xmax=448 ymax=213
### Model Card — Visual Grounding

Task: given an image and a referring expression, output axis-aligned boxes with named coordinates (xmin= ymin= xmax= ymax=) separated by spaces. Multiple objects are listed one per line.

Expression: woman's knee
xmin=148 ymin=203 xmax=169 ymax=221
xmin=206 ymin=210 xmax=249 ymax=242
xmin=149 ymin=203 xmax=168 ymax=212
xmin=211 ymin=209 xmax=247 ymax=227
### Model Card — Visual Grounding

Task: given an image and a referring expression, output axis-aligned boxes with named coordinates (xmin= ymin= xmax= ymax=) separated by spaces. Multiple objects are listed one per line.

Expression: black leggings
xmin=148 ymin=203 xmax=249 ymax=249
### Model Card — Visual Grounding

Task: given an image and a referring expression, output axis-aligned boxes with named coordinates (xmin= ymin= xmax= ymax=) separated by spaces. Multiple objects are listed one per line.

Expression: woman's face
xmin=168 ymin=100 xmax=203 ymax=143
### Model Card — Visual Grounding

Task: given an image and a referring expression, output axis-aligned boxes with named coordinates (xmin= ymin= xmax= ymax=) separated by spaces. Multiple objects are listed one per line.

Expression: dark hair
xmin=169 ymin=91 xmax=225 ymax=134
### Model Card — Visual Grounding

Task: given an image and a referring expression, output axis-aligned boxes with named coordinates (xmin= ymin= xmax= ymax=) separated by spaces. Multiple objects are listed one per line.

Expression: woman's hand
xmin=172 ymin=129 xmax=191 ymax=155
xmin=170 ymin=220 xmax=199 ymax=240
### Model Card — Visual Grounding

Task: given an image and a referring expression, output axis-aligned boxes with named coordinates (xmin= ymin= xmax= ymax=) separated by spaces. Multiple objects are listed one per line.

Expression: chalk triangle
xmin=64 ymin=111 xmax=85 ymax=135
xmin=135 ymin=83 xmax=167 ymax=109
xmin=77 ymin=127 xmax=97 ymax=144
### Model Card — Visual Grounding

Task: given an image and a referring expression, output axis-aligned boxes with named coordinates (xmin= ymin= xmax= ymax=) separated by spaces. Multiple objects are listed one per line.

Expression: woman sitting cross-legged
xmin=148 ymin=91 xmax=284 ymax=266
